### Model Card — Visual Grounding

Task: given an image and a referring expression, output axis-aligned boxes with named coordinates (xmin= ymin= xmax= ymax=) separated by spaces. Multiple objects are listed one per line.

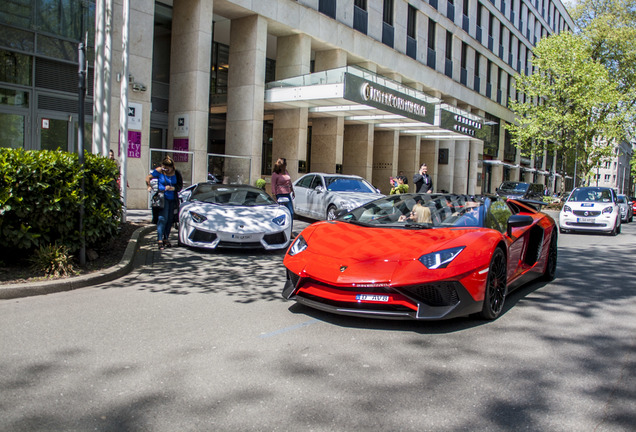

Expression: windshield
xmin=325 ymin=176 xmax=377 ymax=193
xmin=339 ymin=194 xmax=485 ymax=228
xmin=499 ymin=182 xmax=529 ymax=192
xmin=190 ymin=184 xmax=277 ymax=206
xmin=568 ymin=188 xmax=613 ymax=203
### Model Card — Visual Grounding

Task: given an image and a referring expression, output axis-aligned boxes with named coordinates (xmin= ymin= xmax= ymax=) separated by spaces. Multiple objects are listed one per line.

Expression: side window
xmin=297 ymin=175 xmax=314 ymax=188
xmin=486 ymin=199 xmax=513 ymax=233
xmin=310 ymin=176 xmax=324 ymax=189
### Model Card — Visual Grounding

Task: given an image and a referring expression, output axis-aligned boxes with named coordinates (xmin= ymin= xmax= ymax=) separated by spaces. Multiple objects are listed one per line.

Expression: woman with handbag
xmin=271 ymin=158 xmax=295 ymax=227
xmin=146 ymin=156 xmax=183 ymax=249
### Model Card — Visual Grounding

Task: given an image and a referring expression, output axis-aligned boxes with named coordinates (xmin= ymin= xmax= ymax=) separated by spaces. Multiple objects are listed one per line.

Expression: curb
xmin=0 ymin=225 xmax=155 ymax=300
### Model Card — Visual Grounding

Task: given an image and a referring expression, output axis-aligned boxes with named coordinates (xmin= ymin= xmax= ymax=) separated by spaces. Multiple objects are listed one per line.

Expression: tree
xmin=506 ymin=32 xmax=625 ymax=185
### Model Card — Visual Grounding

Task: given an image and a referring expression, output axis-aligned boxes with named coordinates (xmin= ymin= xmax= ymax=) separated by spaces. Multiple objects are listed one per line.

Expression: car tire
xmin=542 ymin=231 xmax=558 ymax=281
xmin=479 ymin=247 xmax=507 ymax=320
xmin=326 ymin=205 xmax=338 ymax=221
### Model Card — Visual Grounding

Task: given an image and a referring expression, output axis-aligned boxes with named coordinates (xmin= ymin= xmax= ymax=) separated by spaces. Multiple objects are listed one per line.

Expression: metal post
xmin=78 ymin=36 xmax=87 ymax=266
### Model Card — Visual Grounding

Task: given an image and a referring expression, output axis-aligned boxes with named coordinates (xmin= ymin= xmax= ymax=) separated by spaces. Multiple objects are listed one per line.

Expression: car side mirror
xmin=315 ymin=185 xmax=325 ymax=193
xmin=506 ymin=215 xmax=533 ymax=237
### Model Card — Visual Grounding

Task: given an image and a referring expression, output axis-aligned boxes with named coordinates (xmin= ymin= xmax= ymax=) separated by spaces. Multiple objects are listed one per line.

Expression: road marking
xmin=259 ymin=319 xmax=320 ymax=338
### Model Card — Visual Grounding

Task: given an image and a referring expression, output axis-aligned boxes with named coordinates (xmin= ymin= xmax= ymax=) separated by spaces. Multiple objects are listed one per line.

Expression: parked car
xmin=496 ymin=181 xmax=545 ymax=201
xmin=178 ymin=183 xmax=292 ymax=250
xmin=617 ymin=194 xmax=633 ymax=223
xmin=631 ymin=197 xmax=636 ymax=216
xmin=293 ymin=173 xmax=384 ymax=220
xmin=559 ymin=186 xmax=621 ymax=235
xmin=283 ymin=193 xmax=558 ymax=321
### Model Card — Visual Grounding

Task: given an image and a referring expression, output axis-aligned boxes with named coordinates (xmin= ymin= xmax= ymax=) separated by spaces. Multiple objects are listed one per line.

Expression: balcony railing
xmin=427 ymin=48 xmax=437 ymax=69
xmin=407 ymin=36 xmax=417 ymax=60
xmin=382 ymin=22 xmax=394 ymax=48
xmin=353 ymin=6 xmax=368 ymax=34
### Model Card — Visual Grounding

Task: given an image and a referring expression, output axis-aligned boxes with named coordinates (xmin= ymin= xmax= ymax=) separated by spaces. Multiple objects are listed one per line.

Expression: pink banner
xmin=173 ymin=138 xmax=189 ymax=162
xmin=127 ymin=131 xmax=141 ymax=158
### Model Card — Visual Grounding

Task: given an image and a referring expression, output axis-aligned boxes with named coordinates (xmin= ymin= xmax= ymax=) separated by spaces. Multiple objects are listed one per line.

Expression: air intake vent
xmin=35 ymin=57 xmax=94 ymax=97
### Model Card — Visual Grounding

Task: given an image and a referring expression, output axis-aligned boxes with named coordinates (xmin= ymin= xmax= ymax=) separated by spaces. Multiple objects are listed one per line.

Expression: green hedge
xmin=0 ymin=148 xmax=122 ymax=255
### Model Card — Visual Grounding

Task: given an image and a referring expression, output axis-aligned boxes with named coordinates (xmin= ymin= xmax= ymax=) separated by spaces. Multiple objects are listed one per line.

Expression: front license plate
xmin=577 ymin=217 xmax=595 ymax=223
xmin=356 ymin=294 xmax=389 ymax=302
xmin=232 ymin=233 xmax=255 ymax=240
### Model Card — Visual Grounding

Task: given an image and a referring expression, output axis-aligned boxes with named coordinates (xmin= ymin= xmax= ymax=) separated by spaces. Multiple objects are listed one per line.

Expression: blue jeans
xmin=157 ymin=198 xmax=177 ymax=242
xmin=277 ymin=194 xmax=294 ymax=224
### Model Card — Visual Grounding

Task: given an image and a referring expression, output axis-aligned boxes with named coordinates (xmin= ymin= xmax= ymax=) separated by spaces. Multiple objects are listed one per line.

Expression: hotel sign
xmin=344 ymin=73 xmax=435 ymax=124
xmin=440 ymin=108 xmax=486 ymax=139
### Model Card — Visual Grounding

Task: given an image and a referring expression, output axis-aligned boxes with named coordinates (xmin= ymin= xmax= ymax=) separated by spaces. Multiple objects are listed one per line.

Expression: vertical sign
xmin=173 ymin=114 xmax=189 ymax=162
xmin=127 ymin=102 xmax=142 ymax=158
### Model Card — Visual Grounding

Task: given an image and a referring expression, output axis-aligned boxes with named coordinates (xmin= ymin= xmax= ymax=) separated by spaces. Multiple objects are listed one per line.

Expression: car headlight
xmin=272 ymin=214 xmax=287 ymax=226
xmin=288 ymin=235 xmax=308 ymax=256
xmin=562 ymin=205 xmax=572 ymax=213
xmin=419 ymin=246 xmax=465 ymax=269
xmin=602 ymin=206 xmax=613 ymax=215
xmin=190 ymin=211 xmax=207 ymax=223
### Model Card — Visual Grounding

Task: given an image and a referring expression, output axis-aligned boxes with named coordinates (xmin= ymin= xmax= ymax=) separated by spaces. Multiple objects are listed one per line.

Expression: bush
xmin=0 ymin=148 xmax=122 ymax=255
xmin=255 ymin=178 xmax=266 ymax=190
xmin=29 ymin=244 xmax=77 ymax=278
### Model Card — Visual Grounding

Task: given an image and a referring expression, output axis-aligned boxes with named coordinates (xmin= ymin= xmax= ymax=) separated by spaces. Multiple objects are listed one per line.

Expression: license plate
xmin=577 ymin=217 xmax=595 ymax=223
xmin=232 ymin=233 xmax=255 ymax=240
xmin=356 ymin=294 xmax=389 ymax=302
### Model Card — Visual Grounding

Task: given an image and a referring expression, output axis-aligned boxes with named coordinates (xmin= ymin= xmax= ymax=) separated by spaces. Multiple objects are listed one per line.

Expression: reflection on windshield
xmin=340 ymin=194 xmax=485 ymax=228
xmin=325 ymin=177 xmax=376 ymax=193
xmin=499 ymin=182 xmax=528 ymax=192
xmin=568 ymin=188 xmax=612 ymax=203
xmin=191 ymin=185 xmax=277 ymax=206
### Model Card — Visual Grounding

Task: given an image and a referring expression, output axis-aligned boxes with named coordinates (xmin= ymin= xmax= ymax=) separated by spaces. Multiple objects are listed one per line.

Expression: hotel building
xmin=0 ymin=0 xmax=574 ymax=209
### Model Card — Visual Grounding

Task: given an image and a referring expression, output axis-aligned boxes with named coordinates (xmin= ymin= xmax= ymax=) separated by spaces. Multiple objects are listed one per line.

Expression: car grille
xmin=218 ymin=241 xmax=262 ymax=248
xmin=263 ymin=232 xmax=287 ymax=245
xmin=190 ymin=229 xmax=217 ymax=243
xmin=573 ymin=210 xmax=601 ymax=217
xmin=398 ymin=282 xmax=461 ymax=307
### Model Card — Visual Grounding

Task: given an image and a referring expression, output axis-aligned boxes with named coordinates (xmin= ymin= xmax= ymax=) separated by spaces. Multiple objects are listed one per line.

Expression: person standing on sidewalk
xmin=146 ymin=156 xmax=183 ymax=249
xmin=413 ymin=163 xmax=433 ymax=193
xmin=271 ymin=158 xmax=295 ymax=226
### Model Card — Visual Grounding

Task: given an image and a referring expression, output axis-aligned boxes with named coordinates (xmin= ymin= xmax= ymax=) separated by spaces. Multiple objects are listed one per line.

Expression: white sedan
xmin=293 ymin=173 xmax=384 ymax=220
xmin=178 ymin=183 xmax=292 ymax=250
xmin=559 ymin=186 xmax=621 ymax=235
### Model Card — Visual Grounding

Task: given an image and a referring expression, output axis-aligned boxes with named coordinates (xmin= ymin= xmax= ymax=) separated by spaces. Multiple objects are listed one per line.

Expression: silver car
xmin=617 ymin=194 xmax=633 ymax=223
xmin=293 ymin=173 xmax=384 ymax=220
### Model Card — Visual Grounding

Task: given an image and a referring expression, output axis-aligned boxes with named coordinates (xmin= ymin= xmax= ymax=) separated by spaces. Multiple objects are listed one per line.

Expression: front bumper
xmin=282 ymin=271 xmax=482 ymax=320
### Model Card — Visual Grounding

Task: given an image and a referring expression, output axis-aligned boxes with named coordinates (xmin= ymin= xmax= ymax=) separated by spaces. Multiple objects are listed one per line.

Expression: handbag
xmin=151 ymin=191 xmax=165 ymax=209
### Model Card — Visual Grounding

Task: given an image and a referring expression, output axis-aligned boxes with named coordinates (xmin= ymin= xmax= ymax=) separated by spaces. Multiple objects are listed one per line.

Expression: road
xmin=1 ymin=216 xmax=635 ymax=431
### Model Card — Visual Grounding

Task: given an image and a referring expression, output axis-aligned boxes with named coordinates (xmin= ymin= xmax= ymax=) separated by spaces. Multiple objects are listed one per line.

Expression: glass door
xmin=38 ymin=114 xmax=72 ymax=152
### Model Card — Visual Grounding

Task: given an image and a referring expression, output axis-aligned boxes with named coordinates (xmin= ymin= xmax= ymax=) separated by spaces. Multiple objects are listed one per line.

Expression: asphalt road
xmin=1 ymin=216 xmax=635 ymax=431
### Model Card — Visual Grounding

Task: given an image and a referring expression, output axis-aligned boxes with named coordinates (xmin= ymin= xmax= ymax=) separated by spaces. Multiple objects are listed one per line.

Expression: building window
xmin=36 ymin=0 xmax=96 ymax=43
xmin=354 ymin=0 xmax=368 ymax=33
xmin=383 ymin=0 xmax=394 ymax=25
xmin=427 ymin=18 xmax=437 ymax=68
xmin=445 ymin=30 xmax=453 ymax=77
xmin=407 ymin=5 xmax=417 ymax=59
xmin=319 ymin=0 xmax=337 ymax=19
xmin=460 ymin=42 xmax=468 ymax=85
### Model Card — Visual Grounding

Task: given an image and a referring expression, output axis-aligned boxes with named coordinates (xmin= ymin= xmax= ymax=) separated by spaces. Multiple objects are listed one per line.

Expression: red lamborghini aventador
xmin=282 ymin=193 xmax=558 ymax=320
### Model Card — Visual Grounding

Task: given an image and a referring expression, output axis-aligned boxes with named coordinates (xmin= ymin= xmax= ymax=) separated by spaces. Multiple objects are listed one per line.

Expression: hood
xmin=297 ymin=221 xmax=487 ymax=284
xmin=181 ymin=202 xmax=289 ymax=232
xmin=330 ymin=192 xmax=384 ymax=209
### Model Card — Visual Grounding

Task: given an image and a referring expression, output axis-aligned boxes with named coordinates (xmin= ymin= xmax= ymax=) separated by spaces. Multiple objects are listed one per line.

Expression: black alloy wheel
xmin=480 ymin=247 xmax=507 ymax=320
xmin=542 ymin=231 xmax=558 ymax=281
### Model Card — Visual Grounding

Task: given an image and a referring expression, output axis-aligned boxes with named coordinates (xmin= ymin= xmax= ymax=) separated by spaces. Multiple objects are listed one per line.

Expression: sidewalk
xmin=0 ymin=209 xmax=310 ymax=300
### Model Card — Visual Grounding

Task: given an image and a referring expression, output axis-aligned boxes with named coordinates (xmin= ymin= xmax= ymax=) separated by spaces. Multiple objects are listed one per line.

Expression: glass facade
xmin=0 ymin=0 xmax=95 ymax=150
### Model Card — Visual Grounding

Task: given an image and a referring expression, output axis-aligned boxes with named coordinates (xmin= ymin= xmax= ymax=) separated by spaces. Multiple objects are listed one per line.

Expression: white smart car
xmin=178 ymin=183 xmax=292 ymax=250
xmin=559 ymin=186 xmax=621 ymax=235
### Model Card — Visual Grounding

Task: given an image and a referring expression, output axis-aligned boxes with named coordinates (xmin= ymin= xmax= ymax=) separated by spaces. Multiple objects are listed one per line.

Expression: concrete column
xmin=469 ymin=140 xmax=483 ymax=194
xmin=373 ymin=130 xmax=399 ymax=195
xmin=419 ymin=139 xmax=439 ymax=192
xmin=398 ymin=135 xmax=420 ymax=190
xmin=311 ymin=49 xmax=347 ymax=174
xmin=453 ymin=139 xmax=470 ymax=194
xmin=343 ymin=124 xmax=374 ymax=181
xmin=493 ymin=124 xmax=506 ymax=187
xmin=168 ymin=0 xmax=212 ymax=186
xmin=226 ymin=15 xmax=267 ymax=184
xmin=311 ymin=117 xmax=344 ymax=173
xmin=438 ymin=140 xmax=455 ymax=193
xmin=272 ymin=34 xmax=311 ymax=180
xmin=111 ymin=0 xmax=155 ymax=209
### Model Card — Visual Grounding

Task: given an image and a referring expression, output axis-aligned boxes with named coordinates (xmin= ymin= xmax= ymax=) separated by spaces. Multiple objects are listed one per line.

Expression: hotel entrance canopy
xmin=265 ymin=66 xmax=489 ymax=141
